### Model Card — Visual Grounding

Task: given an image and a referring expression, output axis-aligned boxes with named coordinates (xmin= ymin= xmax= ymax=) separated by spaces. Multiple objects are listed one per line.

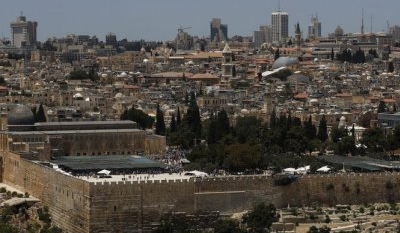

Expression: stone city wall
xmin=3 ymin=154 xmax=400 ymax=233
xmin=2 ymin=152 xmax=90 ymax=233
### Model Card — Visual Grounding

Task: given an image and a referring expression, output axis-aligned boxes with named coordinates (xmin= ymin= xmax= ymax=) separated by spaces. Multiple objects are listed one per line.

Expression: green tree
xmin=224 ymin=143 xmax=262 ymax=172
xmin=274 ymin=48 xmax=280 ymax=60
xmin=176 ymin=107 xmax=181 ymax=126
xmin=307 ymin=225 xmax=331 ymax=233
xmin=304 ymin=115 xmax=316 ymax=140
xmin=169 ymin=114 xmax=176 ymax=133
xmin=216 ymin=109 xmax=230 ymax=141
xmin=317 ymin=115 xmax=328 ymax=142
xmin=270 ymin=108 xmax=277 ymax=128
xmin=234 ymin=116 xmax=262 ymax=144
xmin=242 ymin=202 xmax=276 ymax=233
xmin=184 ymin=92 xmax=202 ymax=139
xmin=36 ymin=103 xmax=47 ymax=122
xmin=121 ymin=106 xmax=155 ymax=130
xmin=360 ymin=127 xmax=386 ymax=153
xmin=330 ymin=125 xmax=348 ymax=143
xmin=67 ymin=70 xmax=89 ymax=80
xmin=0 ymin=77 xmax=6 ymax=86
xmin=155 ymin=104 xmax=166 ymax=135
xmin=207 ymin=112 xmax=218 ymax=145
xmin=330 ymin=47 xmax=334 ymax=60
xmin=378 ymin=101 xmax=387 ymax=113
xmin=184 ymin=92 xmax=189 ymax=106
xmin=214 ymin=219 xmax=245 ymax=233
xmin=388 ymin=61 xmax=395 ymax=73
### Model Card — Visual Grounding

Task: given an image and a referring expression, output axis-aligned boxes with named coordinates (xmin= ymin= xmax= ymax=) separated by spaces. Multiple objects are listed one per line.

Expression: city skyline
xmin=0 ymin=0 xmax=399 ymax=42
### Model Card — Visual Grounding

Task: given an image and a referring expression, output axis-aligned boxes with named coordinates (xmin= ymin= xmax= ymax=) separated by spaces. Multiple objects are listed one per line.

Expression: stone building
xmin=0 ymin=104 xmax=166 ymax=156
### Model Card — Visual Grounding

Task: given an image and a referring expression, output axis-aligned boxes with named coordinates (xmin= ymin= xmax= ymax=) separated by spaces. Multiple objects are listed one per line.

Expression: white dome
xmin=73 ymin=93 xmax=83 ymax=98
xmin=115 ymin=93 xmax=125 ymax=98
xmin=241 ymin=109 xmax=249 ymax=114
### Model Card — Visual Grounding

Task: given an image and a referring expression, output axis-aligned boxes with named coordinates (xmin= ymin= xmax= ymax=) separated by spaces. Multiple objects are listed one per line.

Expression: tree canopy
xmin=120 ymin=106 xmax=154 ymax=130
xmin=242 ymin=202 xmax=277 ymax=233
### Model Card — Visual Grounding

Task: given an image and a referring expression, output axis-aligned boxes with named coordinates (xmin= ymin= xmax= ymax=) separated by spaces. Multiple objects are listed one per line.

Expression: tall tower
xmin=271 ymin=11 xmax=289 ymax=44
xmin=295 ymin=22 xmax=301 ymax=47
xmin=10 ymin=13 xmax=37 ymax=48
xmin=308 ymin=14 xmax=322 ymax=39
xmin=105 ymin=32 xmax=117 ymax=46
xmin=210 ymin=18 xmax=228 ymax=42
xmin=221 ymin=43 xmax=234 ymax=81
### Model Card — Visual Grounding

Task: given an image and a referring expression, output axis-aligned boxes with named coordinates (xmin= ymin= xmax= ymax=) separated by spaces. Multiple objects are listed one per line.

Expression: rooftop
xmin=50 ymin=155 xmax=167 ymax=173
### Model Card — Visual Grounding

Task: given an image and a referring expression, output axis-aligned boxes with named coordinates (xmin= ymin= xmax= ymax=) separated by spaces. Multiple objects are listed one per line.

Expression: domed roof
xmin=7 ymin=104 xmax=35 ymax=125
xmin=272 ymin=57 xmax=299 ymax=69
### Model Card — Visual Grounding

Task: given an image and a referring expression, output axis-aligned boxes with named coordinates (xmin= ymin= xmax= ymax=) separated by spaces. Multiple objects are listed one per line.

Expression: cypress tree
xmin=274 ymin=48 xmax=280 ymax=60
xmin=170 ymin=114 xmax=177 ymax=133
xmin=378 ymin=101 xmax=386 ymax=113
xmin=270 ymin=108 xmax=277 ymax=128
xmin=185 ymin=92 xmax=201 ymax=139
xmin=36 ymin=103 xmax=47 ymax=122
xmin=155 ymin=104 xmax=166 ymax=135
xmin=317 ymin=115 xmax=328 ymax=142
xmin=305 ymin=115 xmax=316 ymax=140
xmin=216 ymin=109 xmax=230 ymax=140
xmin=176 ymin=107 xmax=181 ymax=126
xmin=207 ymin=112 xmax=217 ymax=144
xmin=286 ymin=111 xmax=292 ymax=129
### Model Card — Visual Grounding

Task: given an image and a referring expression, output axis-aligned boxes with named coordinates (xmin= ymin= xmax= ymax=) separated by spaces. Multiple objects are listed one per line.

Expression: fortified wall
xmin=2 ymin=152 xmax=91 ymax=233
xmin=3 ymin=153 xmax=400 ymax=233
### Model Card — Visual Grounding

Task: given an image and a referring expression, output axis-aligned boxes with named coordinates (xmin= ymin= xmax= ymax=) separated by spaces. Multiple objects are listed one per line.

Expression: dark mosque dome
xmin=4 ymin=104 xmax=35 ymax=125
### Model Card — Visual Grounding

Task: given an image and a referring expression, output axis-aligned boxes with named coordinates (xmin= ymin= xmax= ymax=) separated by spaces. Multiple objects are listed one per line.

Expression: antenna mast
xmin=370 ymin=15 xmax=372 ymax=33
xmin=278 ymin=0 xmax=281 ymax=12
xmin=361 ymin=8 xmax=364 ymax=34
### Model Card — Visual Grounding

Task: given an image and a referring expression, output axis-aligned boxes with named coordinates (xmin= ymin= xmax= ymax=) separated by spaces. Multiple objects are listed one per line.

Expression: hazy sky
xmin=1 ymin=0 xmax=399 ymax=42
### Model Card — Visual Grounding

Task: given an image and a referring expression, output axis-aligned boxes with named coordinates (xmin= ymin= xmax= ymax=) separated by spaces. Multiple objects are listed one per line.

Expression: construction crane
xmin=177 ymin=26 xmax=192 ymax=33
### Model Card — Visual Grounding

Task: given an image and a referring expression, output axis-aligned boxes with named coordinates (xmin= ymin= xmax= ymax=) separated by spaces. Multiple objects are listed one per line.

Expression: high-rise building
xmin=271 ymin=11 xmax=289 ymax=44
xmin=308 ymin=15 xmax=322 ymax=39
xmin=390 ymin=25 xmax=400 ymax=43
xmin=210 ymin=18 xmax=228 ymax=42
xmin=105 ymin=32 xmax=117 ymax=46
xmin=10 ymin=14 xmax=37 ymax=48
xmin=253 ymin=25 xmax=272 ymax=48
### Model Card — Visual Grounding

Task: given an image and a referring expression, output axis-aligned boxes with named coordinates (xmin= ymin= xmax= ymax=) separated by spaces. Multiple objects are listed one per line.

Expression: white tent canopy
xmin=317 ymin=166 xmax=331 ymax=173
xmin=296 ymin=165 xmax=310 ymax=174
xmin=184 ymin=170 xmax=208 ymax=177
xmin=283 ymin=168 xmax=296 ymax=174
xmin=97 ymin=169 xmax=111 ymax=175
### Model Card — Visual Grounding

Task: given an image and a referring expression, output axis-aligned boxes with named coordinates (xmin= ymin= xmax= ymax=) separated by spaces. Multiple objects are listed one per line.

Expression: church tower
xmin=221 ymin=43 xmax=235 ymax=81
xmin=295 ymin=22 xmax=301 ymax=47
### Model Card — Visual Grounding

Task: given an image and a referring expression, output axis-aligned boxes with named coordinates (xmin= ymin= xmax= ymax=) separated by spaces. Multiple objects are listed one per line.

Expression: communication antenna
xmin=361 ymin=8 xmax=364 ymax=34
xmin=278 ymin=0 xmax=281 ymax=12
xmin=370 ymin=15 xmax=373 ymax=33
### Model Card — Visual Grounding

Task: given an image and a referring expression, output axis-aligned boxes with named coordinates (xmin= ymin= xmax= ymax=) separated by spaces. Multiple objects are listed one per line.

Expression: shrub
xmin=326 ymin=183 xmax=334 ymax=191
xmin=0 ymin=187 xmax=6 ymax=193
